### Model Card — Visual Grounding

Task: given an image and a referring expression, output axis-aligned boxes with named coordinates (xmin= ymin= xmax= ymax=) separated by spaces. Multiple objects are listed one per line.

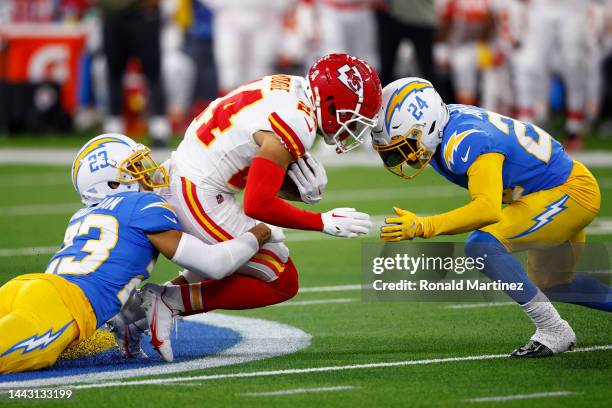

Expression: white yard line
xmin=274 ymin=298 xmax=356 ymax=307
xmin=10 ymin=173 xmax=68 ymax=186
xmin=0 ymin=246 xmax=57 ymax=257
xmin=465 ymin=391 xmax=575 ymax=403
xmin=0 ymin=202 xmax=79 ymax=217
xmin=446 ymin=302 xmax=515 ymax=310
xmin=155 ymin=382 xmax=208 ymax=387
xmin=242 ymin=385 xmax=356 ymax=397
xmin=25 ymin=344 xmax=611 ymax=390
xmin=299 ymin=284 xmax=363 ymax=293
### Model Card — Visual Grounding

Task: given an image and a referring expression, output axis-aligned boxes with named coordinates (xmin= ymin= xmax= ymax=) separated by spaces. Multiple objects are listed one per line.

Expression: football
xmin=279 ymin=159 xmax=314 ymax=202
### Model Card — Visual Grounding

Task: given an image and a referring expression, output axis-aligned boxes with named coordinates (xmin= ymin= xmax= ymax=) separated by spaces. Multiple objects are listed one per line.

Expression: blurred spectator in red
xmin=375 ymin=0 xmax=438 ymax=87
xmin=100 ymin=0 xmax=170 ymax=147
xmin=435 ymin=0 xmax=494 ymax=106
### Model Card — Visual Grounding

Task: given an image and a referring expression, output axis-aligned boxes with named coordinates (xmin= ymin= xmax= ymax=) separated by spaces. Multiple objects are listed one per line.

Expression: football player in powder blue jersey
xmin=373 ymin=78 xmax=606 ymax=358
xmin=0 ymin=134 xmax=274 ymax=373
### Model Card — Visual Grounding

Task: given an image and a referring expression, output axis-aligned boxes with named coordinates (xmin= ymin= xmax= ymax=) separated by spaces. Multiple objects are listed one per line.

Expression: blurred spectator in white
xmin=100 ymin=0 xmax=171 ymax=147
xmin=203 ymin=0 xmax=293 ymax=93
xmin=277 ymin=3 xmax=314 ymax=70
xmin=479 ymin=0 xmax=525 ymax=115
xmin=585 ymin=0 xmax=607 ymax=126
xmin=376 ymin=0 xmax=438 ymax=87
xmin=160 ymin=0 xmax=195 ymax=133
xmin=435 ymin=0 xmax=494 ymax=106
xmin=175 ymin=0 xmax=217 ymax=118
xmin=514 ymin=0 xmax=595 ymax=150
xmin=74 ymin=6 xmax=107 ymax=131
xmin=598 ymin=0 xmax=612 ymax=133
xmin=298 ymin=0 xmax=379 ymax=69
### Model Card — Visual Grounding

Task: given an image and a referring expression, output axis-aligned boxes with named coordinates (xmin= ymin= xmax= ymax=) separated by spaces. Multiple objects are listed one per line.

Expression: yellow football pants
xmin=483 ymin=161 xmax=601 ymax=288
xmin=0 ymin=274 xmax=95 ymax=373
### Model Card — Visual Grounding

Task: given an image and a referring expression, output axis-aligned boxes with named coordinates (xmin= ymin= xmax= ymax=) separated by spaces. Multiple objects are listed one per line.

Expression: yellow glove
xmin=380 ymin=207 xmax=425 ymax=242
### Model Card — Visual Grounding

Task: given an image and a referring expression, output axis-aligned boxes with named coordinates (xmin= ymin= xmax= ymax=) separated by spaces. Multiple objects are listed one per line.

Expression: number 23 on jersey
xmin=46 ymin=214 xmax=118 ymax=276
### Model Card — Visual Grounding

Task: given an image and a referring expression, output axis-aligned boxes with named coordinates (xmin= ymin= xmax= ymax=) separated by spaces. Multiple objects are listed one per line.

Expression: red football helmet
xmin=307 ymin=53 xmax=382 ymax=153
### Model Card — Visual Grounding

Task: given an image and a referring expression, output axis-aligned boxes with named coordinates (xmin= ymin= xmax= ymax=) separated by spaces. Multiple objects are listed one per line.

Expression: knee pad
xmin=244 ymin=242 xmax=290 ymax=282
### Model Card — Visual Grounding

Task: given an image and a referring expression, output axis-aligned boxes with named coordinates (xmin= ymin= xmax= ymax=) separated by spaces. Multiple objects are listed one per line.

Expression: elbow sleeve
xmin=243 ymin=157 xmax=284 ymax=219
xmin=171 ymin=232 xmax=259 ymax=280
xmin=244 ymin=157 xmax=323 ymax=230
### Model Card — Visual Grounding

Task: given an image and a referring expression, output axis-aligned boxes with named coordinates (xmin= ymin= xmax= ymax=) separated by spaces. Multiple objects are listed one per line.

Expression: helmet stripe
xmin=384 ymin=81 xmax=432 ymax=133
xmin=72 ymin=137 xmax=131 ymax=190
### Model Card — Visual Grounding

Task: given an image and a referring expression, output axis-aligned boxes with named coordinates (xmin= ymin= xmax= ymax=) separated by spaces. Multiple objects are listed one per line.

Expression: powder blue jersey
xmin=429 ymin=105 xmax=574 ymax=195
xmin=45 ymin=192 xmax=181 ymax=326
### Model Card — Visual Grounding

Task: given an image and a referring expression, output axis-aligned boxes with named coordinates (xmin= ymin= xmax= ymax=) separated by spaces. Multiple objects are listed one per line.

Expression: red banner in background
xmin=0 ymin=24 xmax=85 ymax=114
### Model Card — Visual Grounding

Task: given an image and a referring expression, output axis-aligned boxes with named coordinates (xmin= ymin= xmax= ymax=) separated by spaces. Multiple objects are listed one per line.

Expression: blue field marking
xmin=0 ymin=320 xmax=240 ymax=383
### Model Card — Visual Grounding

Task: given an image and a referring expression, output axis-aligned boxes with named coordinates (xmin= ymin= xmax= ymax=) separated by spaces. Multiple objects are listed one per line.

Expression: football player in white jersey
xmin=112 ymin=53 xmax=382 ymax=361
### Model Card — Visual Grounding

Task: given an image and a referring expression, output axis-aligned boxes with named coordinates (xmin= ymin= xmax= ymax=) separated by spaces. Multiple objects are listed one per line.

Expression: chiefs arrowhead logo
xmin=337 ymin=64 xmax=364 ymax=98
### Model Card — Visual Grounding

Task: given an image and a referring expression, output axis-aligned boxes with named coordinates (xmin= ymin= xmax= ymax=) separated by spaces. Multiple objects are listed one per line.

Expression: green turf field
xmin=1 ymin=163 xmax=611 ymax=407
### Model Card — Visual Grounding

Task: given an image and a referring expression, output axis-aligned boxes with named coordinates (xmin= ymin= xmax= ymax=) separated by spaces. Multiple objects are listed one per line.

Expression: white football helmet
xmin=72 ymin=134 xmax=168 ymax=206
xmin=372 ymin=78 xmax=449 ymax=179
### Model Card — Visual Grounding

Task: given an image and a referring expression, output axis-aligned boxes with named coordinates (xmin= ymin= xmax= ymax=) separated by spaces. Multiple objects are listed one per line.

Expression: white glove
xmin=266 ymin=224 xmax=286 ymax=243
xmin=287 ymin=154 xmax=328 ymax=204
xmin=321 ymin=208 xmax=372 ymax=238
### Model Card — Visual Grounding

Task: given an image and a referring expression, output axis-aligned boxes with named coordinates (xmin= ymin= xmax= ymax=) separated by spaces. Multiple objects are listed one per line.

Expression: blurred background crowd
xmin=1 ymin=0 xmax=611 ymax=150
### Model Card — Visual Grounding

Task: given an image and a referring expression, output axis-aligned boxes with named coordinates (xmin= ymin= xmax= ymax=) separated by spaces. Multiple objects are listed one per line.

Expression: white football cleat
xmin=141 ymin=283 xmax=175 ymax=362
xmin=512 ymin=320 xmax=576 ymax=357
xmin=107 ymin=315 xmax=148 ymax=359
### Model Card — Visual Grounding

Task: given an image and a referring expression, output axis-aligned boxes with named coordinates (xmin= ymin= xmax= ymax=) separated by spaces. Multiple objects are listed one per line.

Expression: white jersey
xmin=174 ymin=75 xmax=317 ymax=194
xmin=490 ymin=0 xmax=525 ymax=55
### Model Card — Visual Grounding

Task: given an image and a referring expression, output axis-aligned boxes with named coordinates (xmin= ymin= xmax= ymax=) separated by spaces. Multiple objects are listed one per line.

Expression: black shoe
xmin=511 ymin=340 xmax=556 ymax=358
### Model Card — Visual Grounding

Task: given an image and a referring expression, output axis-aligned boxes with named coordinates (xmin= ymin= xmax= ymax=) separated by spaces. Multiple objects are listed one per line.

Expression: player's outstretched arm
xmin=381 ymin=153 xmax=504 ymax=241
xmin=147 ymin=224 xmax=272 ymax=280
xmin=245 ymin=131 xmax=371 ymax=237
